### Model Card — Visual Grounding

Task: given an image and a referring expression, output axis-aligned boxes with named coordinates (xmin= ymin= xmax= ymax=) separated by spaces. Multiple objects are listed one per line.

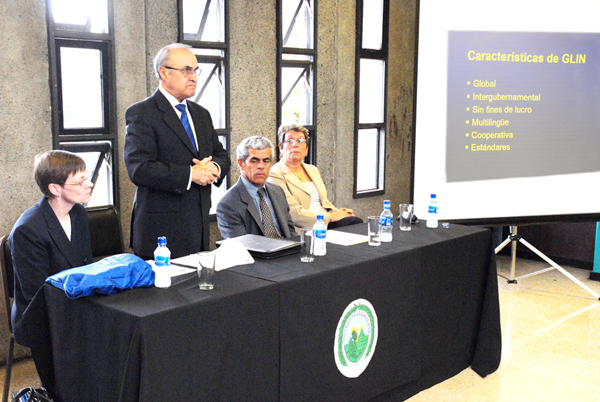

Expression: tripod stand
xmin=495 ymin=226 xmax=600 ymax=300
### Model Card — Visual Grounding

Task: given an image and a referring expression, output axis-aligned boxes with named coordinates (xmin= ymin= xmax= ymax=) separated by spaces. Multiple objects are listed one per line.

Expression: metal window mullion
xmin=282 ymin=47 xmax=316 ymax=56
xmin=278 ymin=0 xmax=317 ymax=165
xmin=55 ymin=39 xmax=111 ymax=135
xmin=58 ymin=133 xmax=117 ymax=142
xmin=353 ymin=0 xmax=363 ymax=196
xmin=302 ymin=66 xmax=313 ymax=96
xmin=281 ymin=59 xmax=313 ymax=68
xmin=353 ymin=0 xmax=388 ymax=198
xmin=54 ymin=31 xmax=112 ymax=41
xmin=375 ymin=128 xmax=382 ymax=190
xmin=281 ymin=65 xmax=309 ymax=105
xmin=213 ymin=60 xmax=225 ymax=93
xmin=196 ymin=0 xmax=213 ymax=41
xmin=48 ymin=0 xmax=120 ymax=208
xmin=188 ymin=41 xmax=228 ymax=50
xmin=216 ymin=0 xmax=224 ymax=42
xmin=360 ymin=41 xmax=386 ymax=56
xmin=304 ymin=0 xmax=314 ymax=49
xmin=59 ymin=141 xmax=110 ymax=192
xmin=217 ymin=63 xmax=225 ymax=127
xmin=195 ymin=60 xmax=221 ymax=100
xmin=303 ymin=66 xmax=313 ymax=124
xmin=283 ymin=0 xmax=305 ymax=46
xmin=358 ymin=122 xmax=384 ymax=130
xmin=84 ymin=147 xmax=107 ymax=188
xmin=196 ymin=54 xmax=224 ymax=63
xmin=180 ymin=0 xmax=231 ymax=195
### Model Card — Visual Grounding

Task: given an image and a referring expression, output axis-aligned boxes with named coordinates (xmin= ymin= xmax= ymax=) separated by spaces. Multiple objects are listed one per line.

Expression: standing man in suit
xmin=124 ymin=43 xmax=230 ymax=259
xmin=217 ymin=136 xmax=295 ymax=239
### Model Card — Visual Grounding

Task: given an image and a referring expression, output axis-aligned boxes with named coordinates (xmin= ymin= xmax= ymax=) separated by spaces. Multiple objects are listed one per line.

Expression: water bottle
xmin=154 ymin=236 xmax=171 ymax=266
xmin=313 ymin=214 xmax=327 ymax=256
xmin=153 ymin=237 xmax=171 ymax=288
xmin=426 ymin=194 xmax=439 ymax=228
xmin=379 ymin=200 xmax=393 ymax=242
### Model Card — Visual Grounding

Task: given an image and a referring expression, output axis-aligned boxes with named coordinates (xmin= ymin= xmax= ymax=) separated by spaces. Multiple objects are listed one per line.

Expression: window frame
xmin=46 ymin=0 xmax=120 ymax=209
xmin=54 ymin=39 xmax=111 ymax=136
xmin=277 ymin=0 xmax=318 ymax=164
xmin=178 ymin=0 xmax=231 ymax=217
xmin=353 ymin=0 xmax=389 ymax=198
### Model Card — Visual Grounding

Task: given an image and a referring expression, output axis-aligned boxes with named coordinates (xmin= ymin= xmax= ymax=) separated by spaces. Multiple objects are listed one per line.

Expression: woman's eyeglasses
xmin=63 ymin=172 xmax=92 ymax=188
xmin=283 ymin=138 xmax=307 ymax=145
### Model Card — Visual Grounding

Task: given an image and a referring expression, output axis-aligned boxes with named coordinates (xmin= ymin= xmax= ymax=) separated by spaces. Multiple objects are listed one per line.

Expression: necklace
xmin=288 ymin=162 xmax=306 ymax=180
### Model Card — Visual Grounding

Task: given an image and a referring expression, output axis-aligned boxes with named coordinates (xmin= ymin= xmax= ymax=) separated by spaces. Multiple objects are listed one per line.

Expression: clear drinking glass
xmin=300 ymin=227 xmax=315 ymax=262
xmin=368 ymin=216 xmax=381 ymax=246
xmin=197 ymin=251 xmax=216 ymax=290
xmin=399 ymin=204 xmax=413 ymax=231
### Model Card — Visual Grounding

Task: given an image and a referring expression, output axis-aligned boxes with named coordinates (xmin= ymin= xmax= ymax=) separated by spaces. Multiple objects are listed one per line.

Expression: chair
xmin=87 ymin=206 xmax=125 ymax=261
xmin=1 ymin=235 xmax=15 ymax=402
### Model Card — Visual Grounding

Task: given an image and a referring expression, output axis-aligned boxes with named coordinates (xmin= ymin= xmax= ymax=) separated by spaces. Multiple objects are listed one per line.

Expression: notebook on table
xmin=216 ymin=234 xmax=300 ymax=259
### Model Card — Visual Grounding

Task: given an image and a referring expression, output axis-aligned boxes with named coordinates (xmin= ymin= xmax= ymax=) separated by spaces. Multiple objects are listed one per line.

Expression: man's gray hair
xmin=153 ymin=43 xmax=192 ymax=79
xmin=237 ymin=136 xmax=274 ymax=162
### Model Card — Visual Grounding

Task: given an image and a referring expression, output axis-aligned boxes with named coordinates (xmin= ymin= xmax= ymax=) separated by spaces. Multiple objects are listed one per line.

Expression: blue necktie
xmin=175 ymin=103 xmax=197 ymax=154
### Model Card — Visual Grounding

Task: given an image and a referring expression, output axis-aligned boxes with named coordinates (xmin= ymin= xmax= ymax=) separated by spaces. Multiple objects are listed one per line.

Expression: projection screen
xmin=412 ymin=0 xmax=600 ymax=225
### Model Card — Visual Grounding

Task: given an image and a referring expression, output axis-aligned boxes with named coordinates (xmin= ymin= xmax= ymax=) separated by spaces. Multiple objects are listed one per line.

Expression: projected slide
xmin=413 ymin=0 xmax=600 ymax=222
xmin=446 ymin=31 xmax=600 ymax=182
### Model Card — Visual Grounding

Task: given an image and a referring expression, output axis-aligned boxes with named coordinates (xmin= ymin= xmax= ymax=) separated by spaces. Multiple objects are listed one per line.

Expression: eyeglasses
xmin=163 ymin=65 xmax=201 ymax=77
xmin=63 ymin=172 xmax=92 ymax=188
xmin=283 ymin=138 xmax=307 ymax=146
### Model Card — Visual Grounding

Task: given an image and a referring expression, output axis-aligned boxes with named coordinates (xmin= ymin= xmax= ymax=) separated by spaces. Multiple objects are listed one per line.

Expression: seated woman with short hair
xmin=267 ymin=123 xmax=363 ymax=234
xmin=9 ymin=150 xmax=94 ymax=336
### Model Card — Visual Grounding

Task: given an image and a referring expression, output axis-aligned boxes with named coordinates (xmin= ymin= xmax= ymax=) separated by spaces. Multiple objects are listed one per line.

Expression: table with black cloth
xmin=22 ymin=222 xmax=501 ymax=402
xmin=228 ymin=222 xmax=501 ymax=402
xmin=21 ymin=270 xmax=281 ymax=402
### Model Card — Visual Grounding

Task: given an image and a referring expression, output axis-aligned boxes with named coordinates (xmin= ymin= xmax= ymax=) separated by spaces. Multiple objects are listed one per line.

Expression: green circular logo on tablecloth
xmin=334 ymin=298 xmax=378 ymax=378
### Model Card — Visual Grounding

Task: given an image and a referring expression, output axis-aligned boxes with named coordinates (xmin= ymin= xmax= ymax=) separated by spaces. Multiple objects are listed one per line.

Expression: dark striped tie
xmin=258 ymin=188 xmax=281 ymax=239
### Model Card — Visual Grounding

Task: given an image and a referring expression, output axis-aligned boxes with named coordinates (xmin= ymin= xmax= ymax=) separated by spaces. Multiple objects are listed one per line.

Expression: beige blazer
xmin=268 ymin=161 xmax=337 ymax=233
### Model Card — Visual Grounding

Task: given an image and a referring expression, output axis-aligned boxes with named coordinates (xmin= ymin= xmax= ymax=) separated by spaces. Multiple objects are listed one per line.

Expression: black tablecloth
xmin=229 ymin=222 xmax=501 ymax=402
xmin=22 ymin=270 xmax=280 ymax=402
xmin=22 ymin=222 xmax=501 ymax=402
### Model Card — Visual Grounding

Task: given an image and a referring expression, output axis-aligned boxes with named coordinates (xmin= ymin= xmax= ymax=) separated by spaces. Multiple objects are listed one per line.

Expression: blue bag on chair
xmin=11 ymin=387 xmax=53 ymax=402
xmin=46 ymin=254 xmax=155 ymax=298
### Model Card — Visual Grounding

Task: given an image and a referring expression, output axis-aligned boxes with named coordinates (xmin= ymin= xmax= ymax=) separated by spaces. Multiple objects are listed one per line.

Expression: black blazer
xmin=9 ymin=197 xmax=92 ymax=336
xmin=216 ymin=179 xmax=296 ymax=240
xmin=124 ymin=89 xmax=231 ymax=258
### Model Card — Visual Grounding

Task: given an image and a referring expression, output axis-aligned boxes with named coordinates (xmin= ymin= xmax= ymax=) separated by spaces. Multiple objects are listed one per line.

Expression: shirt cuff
xmin=212 ymin=162 xmax=221 ymax=184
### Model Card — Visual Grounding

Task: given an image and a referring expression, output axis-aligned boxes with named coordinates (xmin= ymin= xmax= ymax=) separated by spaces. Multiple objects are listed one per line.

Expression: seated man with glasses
xmin=216 ymin=136 xmax=295 ymax=240
xmin=268 ymin=123 xmax=362 ymax=234
xmin=124 ymin=43 xmax=230 ymax=259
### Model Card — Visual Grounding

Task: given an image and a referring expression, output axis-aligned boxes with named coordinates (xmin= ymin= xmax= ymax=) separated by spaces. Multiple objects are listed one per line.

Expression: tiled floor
xmin=1 ymin=255 xmax=599 ymax=401
xmin=407 ymin=255 xmax=600 ymax=402
xmin=0 ymin=356 xmax=41 ymax=397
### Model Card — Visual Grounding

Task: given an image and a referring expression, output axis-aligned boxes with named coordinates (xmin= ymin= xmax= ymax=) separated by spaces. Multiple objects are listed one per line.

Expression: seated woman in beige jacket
xmin=267 ymin=124 xmax=362 ymax=233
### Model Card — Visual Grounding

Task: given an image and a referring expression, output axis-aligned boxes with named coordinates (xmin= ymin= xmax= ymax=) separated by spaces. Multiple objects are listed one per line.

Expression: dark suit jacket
xmin=216 ymin=179 xmax=296 ymax=240
xmin=124 ymin=89 xmax=231 ymax=259
xmin=9 ymin=197 xmax=92 ymax=340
